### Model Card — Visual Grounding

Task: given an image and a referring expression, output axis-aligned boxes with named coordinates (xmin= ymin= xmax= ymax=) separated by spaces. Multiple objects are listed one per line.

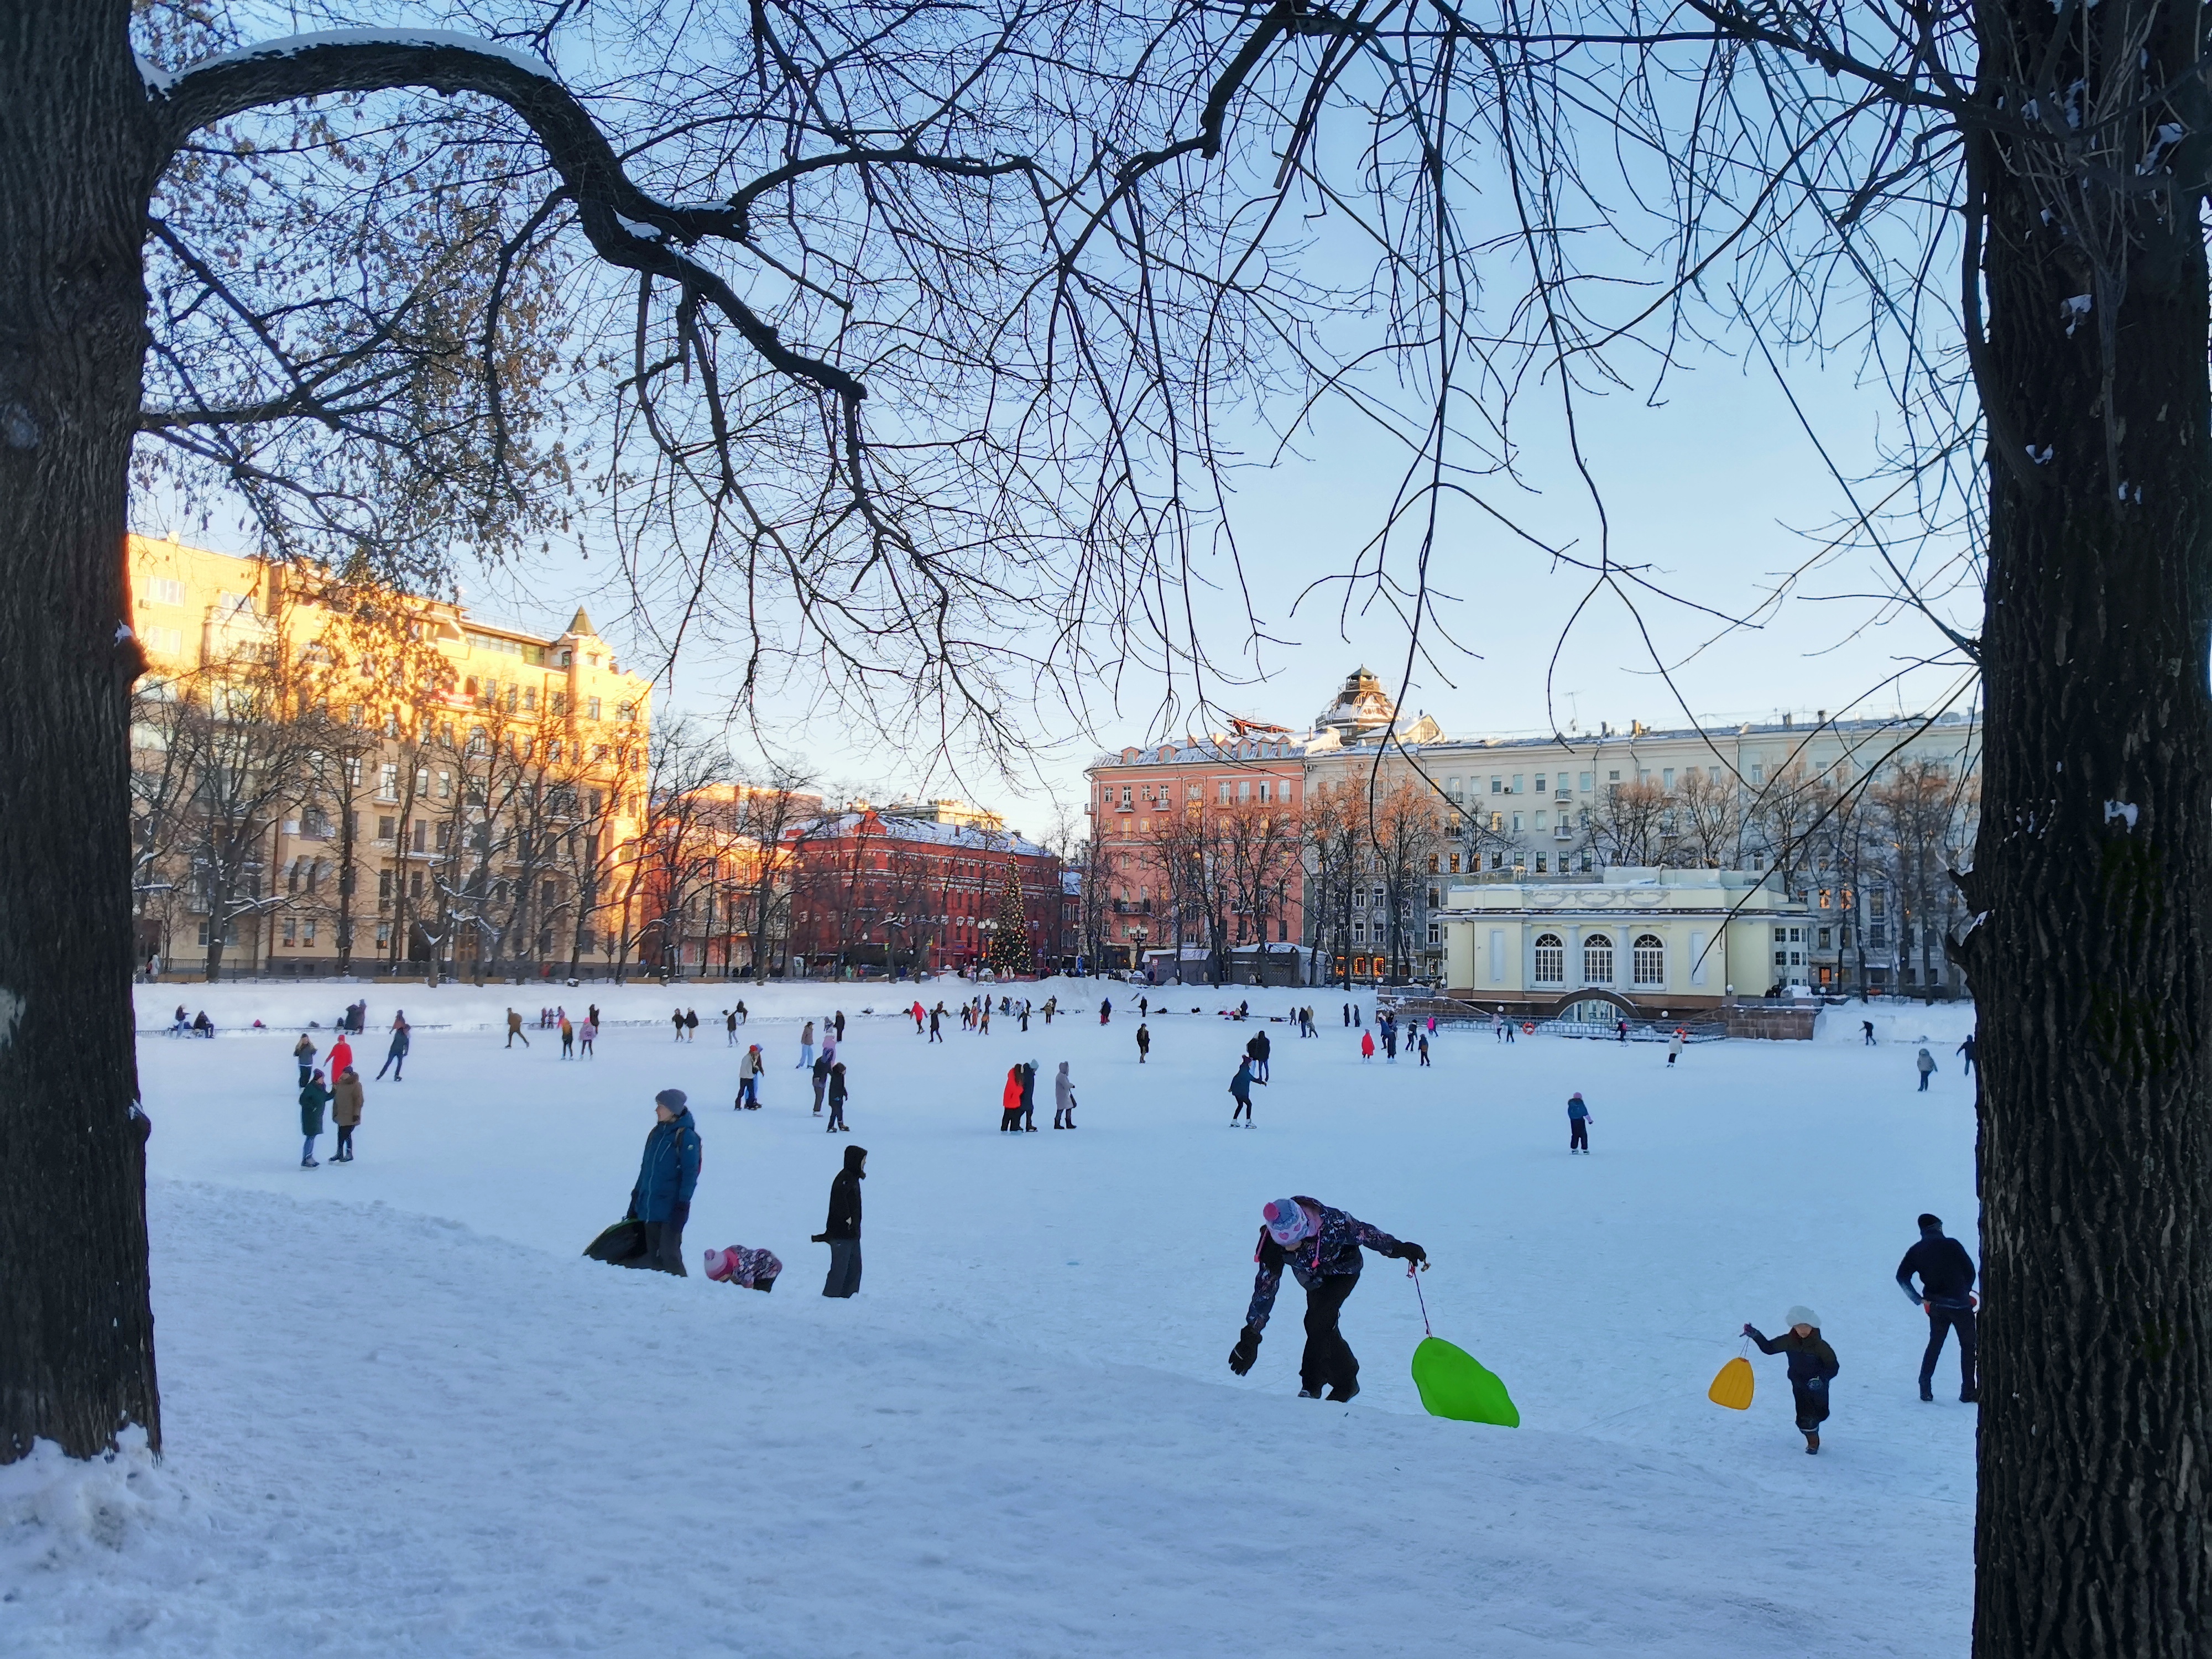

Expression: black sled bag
xmin=584 ymin=1219 xmax=651 ymax=1267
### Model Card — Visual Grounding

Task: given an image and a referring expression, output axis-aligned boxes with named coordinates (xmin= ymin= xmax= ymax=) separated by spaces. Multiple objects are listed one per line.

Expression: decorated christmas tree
xmin=983 ymin=863 xmax=1033 ymax=976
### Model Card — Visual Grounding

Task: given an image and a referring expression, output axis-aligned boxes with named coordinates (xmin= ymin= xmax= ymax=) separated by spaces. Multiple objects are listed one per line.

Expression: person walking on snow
xmin=1417 ymin=1033 xmax=1431 ymax=1067
xmin=834 ymin=1011 xmax=847 ymax=1042
xmin=685 ymin=1009 xmax=700 ymax=1042
xmin=1861 ymin=1018 xmax=1876 ymax=1046
xmin=1916 ymin=1047 xmax=1937 ymax=1091
xmin=826 ymin=1061 xmax=850 ymax=1132
xmin=1958 ymin=1033 xmax=1978 ymax=1077
xmin=1667 ymin=1031 xmax=1684 ymax=1067
xmin=294 ymin=1033 xmax=316 ymax=1087
xmin=798 ymin=1020 xmax=815 ymax=1070
xmin=1228 ymin=1196 xmax=1427 ymax=1401
xmin=560 ymin=1014 xmax=575 ymax=1058
xmin=928 ymin=1005 xmax=943 ymax=1042
xmin=298 ymin=1068 xmax=330 ymax=1167
xmin=726 ymin=1009 xmax=739 ymax=1045
xmin=1744 ymin=1307 xmax=1840 ymax=1453
xmin=733 ymin=1000 xmax=747 ymax=1025
xmin=1568 ymin=1091 xmax=1593 ymax=1153
xmin=506 ymin=1008 xmax=529 ymax=1048
xmin=1135 ymin=1022 xmax=1151 ymax=1063
xmin=1898 ymin=1213 xmax=1979 ymax=1401
xmin=671 ymin=1009 xmax=686 ymax=1043
xmin=1000 ymin=1066 xmax=1026 ymax=1133
xmin=811 ymin=1051 xmax=831 ymax=1115
xmin=627 ymin=1088 xmax=701 ymax=1276
xmin=812 ymin=1144 xmax=867 ymax=1297
xmin=1053 ymin=1061 xmax=1078 ymax=1129
xmin=1249 ymin=1028 xmax=1271 ymax=1082
xmin=1229 ymin=1055 xmax=1261 ymax=1125
xmin=578 ymin=1016 xmax=596 ymax=1057
xmin=1359 ymin=1029 xmax=1375 ymax=1063
xmin=736 ymin=1044 xmax=763 ymax=1109
xmin=1099 ymin=997 xmax=1112 ymax=1026
xmin=331 ymin=1067 xmax=363 ymax=1161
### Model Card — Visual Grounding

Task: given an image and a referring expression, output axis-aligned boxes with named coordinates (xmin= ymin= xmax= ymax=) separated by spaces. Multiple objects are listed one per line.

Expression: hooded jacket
xmin=1747 ymin=1324 xmax=1841 ymax=1391
xmin=298 ymin=1078 xmax=330 ymax=1135
xmin=1229 ymin=1058 xmax=1255 ymax=1100
xmin=824 ymin=1144 xmax=866 ymax=1239
xmin=1001 ymin=1067 xmax=1024 ymax=1113
xmin=1244 ymin=1198 xmax=1407 ymax=1332
xmin=1054 ymin=1063 xmax=1074 ymax=1110
xmin=630 ymin=1109 xmax=702 ymax=1223
xmin=1897 ymin=1225 xmax=1977 ymax=1308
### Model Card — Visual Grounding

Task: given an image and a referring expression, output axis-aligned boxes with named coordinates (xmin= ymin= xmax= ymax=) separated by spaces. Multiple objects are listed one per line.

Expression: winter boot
xmin=1961 ymin=1387 xmax=1979 ymax=1403
xmin=301 ymin=1156 xmax=319 ymax=1168
xmin=1326 ymin=1381 xmax=1360 ymax=1403
xmin=1804 ymin=1431 xmax=1820 ymax=1454
xmin=1920 ymin=1383 xmax=1934 ymax=1402
xmin=1297 ymin=1386 xmax=1321 ymax=1399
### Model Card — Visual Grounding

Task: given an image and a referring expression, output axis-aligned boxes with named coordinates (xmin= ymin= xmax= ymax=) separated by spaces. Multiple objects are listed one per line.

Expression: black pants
xmin=1922 ymin=1306 xmax=1978 ymax=1394
xmin=1231 ymin=1093 xmax=1251 ymax=1121
xmin=1000 ymin=1107 xmax=1023 ymax=1131
xmin=1300 ymin=1274 xmax=1361 ymax=1395
xmin=336 ymin=1123 xmax=354 ymax=1156
xmin=827 ymin=1097 xmax=846 ymax=1130
xmin=643 ymin=1218 xmax=687 ymax=1276
xmin=1570 ymin=1119 xmax=1588 ymax=1151
xmin=823 ymin=1238 xmax=862 ymax=1297
xmin=1792 ymin=1380 xmax=1830 ymax=1432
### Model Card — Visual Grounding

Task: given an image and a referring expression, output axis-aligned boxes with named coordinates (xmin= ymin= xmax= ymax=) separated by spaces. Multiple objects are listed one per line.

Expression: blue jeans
xmin=302 ymin=1134 xmax=317 ymax=1162
xmin=798 ymin=1044 xmax=813 ymax=1069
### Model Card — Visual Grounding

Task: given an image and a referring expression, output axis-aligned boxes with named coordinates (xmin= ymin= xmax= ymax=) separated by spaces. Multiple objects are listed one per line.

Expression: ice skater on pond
xmin=1228 ymin=1196 xmax=1426 ymax=1401
xmin=1568 ymin=1091 xmax=1593 ymax=1152
xmin=1743 ymin=1307 xmax=1840 ymax=1453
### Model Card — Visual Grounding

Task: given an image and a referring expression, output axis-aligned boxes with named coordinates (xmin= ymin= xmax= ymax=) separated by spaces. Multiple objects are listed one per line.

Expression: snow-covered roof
xmin=799 ymin=811 xmax=1052 ymax=859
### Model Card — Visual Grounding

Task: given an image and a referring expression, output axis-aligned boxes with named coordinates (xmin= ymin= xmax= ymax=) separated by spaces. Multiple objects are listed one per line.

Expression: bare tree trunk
xmin=0 ymin=0 xmax=163 ymax=1460
xmin=1961 ymin=81 xmax=2212 ymax=1655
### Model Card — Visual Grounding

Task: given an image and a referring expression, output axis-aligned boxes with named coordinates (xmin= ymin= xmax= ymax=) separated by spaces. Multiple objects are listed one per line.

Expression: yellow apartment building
xmin=128 ymin=534 xmax=652 ymax=979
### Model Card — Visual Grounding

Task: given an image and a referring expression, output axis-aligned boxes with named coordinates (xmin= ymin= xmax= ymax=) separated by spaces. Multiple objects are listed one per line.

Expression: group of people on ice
xmin=592 ymin=1084 xmax=868 ymax=1298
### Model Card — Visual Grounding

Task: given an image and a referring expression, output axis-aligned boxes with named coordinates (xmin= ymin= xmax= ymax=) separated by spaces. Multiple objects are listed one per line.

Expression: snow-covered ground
xmin=5 ymin=977 xmax=1981 ymax=1656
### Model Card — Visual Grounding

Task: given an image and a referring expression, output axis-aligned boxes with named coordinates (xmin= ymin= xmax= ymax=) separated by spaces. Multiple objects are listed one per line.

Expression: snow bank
xmin=1813 ymin=1000 xmax=1978 ymax=1047
xmin=0 ymin=1428 xmax=186 ymax=1571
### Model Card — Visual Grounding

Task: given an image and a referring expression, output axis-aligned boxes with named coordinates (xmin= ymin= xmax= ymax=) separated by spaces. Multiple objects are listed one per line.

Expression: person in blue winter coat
xmin=1744 ymin=1306 xmax=1841 ymax=1453
xmin=1228 ymin=1056 xmax=1261 ymax=1125
xmin=628 ymin=1088 xmax=702 ymax=1275
xmin=1567 ymin=1091 xmax=1593 ymax=1153
xmin=1897 ymin=1213 xmax=1979 ymax=1402
xmin=1228 ymin=1196 xmax=1427 ymax=1401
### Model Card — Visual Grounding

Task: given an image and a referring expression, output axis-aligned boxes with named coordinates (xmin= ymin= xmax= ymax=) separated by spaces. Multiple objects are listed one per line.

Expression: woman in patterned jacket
xmin=1228 ymin=1197 xmax=1426 ymax=1402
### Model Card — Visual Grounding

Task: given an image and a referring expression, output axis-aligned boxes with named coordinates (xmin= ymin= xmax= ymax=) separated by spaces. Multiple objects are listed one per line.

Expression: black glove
xmin=1229 ymin=1325 xmax=1261 ymax=1375
xmin=811 ymin=1233 xmax=828 ymax=1244
xmin=671 ymin=1201 xmax=691 ymax=1230
xmin=1394 ymin=1241 xmax=1428 ymax=1266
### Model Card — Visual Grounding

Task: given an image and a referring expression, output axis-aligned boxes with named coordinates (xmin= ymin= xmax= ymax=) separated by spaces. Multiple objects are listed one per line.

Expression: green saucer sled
xmin=1411 ymin=1335 xmax=1521 ymax=1427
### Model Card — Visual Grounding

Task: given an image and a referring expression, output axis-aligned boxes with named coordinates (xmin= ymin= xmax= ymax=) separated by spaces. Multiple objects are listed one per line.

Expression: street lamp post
xmin=1129 ymin=922 xmax=1148 ymax=981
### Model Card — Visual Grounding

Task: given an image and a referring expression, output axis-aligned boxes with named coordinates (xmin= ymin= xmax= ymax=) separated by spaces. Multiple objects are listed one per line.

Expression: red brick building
xmin=786 ymin=808 xmax=1067 ymax=975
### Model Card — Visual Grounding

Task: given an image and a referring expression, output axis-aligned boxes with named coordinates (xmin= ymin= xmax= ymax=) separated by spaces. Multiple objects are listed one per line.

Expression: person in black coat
xmin=812 ymin=1144 xmax=867 ymax=1297
xmin=1897 ymin=1212 xmax=1979 ymax=1401
xmin=1744 ymin=1306 xmax=1841 ymax=1454
xmin=1248 ymin=1029 xmax=1271 ymax=1082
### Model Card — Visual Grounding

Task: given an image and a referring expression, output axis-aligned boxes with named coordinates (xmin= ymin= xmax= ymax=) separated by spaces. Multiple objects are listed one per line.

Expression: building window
xmin=1449 ymin=853 xmax=1461 ymax=874
xmin=1750 ymin=763 xmax=1765 ymax=785
xmin=1818 ymin=927 xmax=1832 ymax=948
xmin=281 ymin=917 xmax=296 ymax=945
xmin=1579 ymin=772 xmax=1593 ymax=791
xmin=1534 ymin=854 xmax=1547 ymax=873
xmin=1427 ymin=921 xmax=1441 ymax=946
xmin=1583 ymin=935 xmax=1614 ymax=984
xmin=1662 ymin=768 xmax=1675 ymax=788
xmin=376 ymin=816 xmax=396 ymax=842
xmin=587 ymin=696 xmax=602 ymax=721
xmin=1491 ymin=777 xmax=1503 ymax=793
xmin=378 ymin=763 xmax=398 ymax=799
xmin=1535 ymin=810 xmax=1548 ymax=831
xmin=1632 ymin=934 xmax=1666 ymax=987
xmin=1607 ymin=769 xmax=1621 ymax=784
xmin=1533 ymin=933 xmax=1566 ymax=984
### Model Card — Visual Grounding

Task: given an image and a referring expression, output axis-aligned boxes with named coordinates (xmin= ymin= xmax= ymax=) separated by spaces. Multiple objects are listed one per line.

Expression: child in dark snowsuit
xmin=1745 ymin=1307 xmax=1841 ymax=1453
xmin=1567 ymin=1091 xmax=1592 ymax=1152
xmin=825 ymin=1062 xmax=849 ymax=1132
